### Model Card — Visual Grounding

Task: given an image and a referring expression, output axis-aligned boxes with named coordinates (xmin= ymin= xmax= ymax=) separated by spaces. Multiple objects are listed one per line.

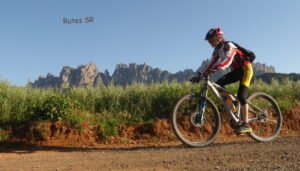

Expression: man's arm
xmin=202 ymin=50 xmax=219 ymax=73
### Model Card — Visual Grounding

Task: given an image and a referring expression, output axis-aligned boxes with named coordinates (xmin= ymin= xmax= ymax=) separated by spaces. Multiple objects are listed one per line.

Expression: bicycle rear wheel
xmin=172 ymin=94 xmax=221 ymax=147
xmin=247 ymin=92 xmax=282 ymax=142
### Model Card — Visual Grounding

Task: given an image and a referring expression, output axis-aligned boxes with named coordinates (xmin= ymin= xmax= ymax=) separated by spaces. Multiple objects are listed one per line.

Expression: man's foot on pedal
xmin=236 ymin=122 xmax=252 ymax=133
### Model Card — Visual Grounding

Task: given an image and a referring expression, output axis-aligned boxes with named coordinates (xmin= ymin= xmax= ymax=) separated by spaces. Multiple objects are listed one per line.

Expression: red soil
xmin=1 ymin=106 xmax=299 ymax=147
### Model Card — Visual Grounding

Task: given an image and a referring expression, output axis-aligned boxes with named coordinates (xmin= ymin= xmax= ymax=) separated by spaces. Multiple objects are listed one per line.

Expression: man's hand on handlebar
xmin=189 ymin=68 xmax=218 ymax=83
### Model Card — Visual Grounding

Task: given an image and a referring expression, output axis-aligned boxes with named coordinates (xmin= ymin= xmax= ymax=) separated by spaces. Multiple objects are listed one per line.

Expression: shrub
xmin=94 ymin=112 xmax=120 ymax=141
xmin=0 ymin=128 xmax=9 ymax=142
xmin=63 ymin=111 xmax=87 ymax=131
xmin=37 ymin=95 xmax=71 ymax=122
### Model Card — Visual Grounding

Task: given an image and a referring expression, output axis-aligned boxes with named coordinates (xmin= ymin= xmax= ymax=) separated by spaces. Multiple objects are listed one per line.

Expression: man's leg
xmin=237 ymin=64 xmax=253 ymax=133
xmin=216 ymin=69 xmax=242 ymax=88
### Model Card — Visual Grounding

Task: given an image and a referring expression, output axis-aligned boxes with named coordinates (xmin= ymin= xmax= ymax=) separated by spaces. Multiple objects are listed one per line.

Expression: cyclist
xmin=195 ymin=27 xmax=253 ymax=133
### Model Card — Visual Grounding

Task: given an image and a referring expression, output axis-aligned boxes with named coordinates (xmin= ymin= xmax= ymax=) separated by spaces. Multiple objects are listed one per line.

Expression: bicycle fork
xmin=195 ymin=81 xmax=209 ymax=124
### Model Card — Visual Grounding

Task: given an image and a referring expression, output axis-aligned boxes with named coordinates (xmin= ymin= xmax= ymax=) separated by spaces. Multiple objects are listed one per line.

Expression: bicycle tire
xmin=171 ymin=94 xmax=221 ymax=147
xmin=247 ymin=92 xmax=282 ymax=142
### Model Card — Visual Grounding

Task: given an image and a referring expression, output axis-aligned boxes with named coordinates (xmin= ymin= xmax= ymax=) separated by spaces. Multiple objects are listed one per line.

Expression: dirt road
xmin=0 ymin=136 xmax=299 ymax=171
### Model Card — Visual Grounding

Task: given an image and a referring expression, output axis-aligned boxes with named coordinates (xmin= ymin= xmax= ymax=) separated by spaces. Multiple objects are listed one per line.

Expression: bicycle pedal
xmin=236 ymin=133 xmax=245 ymax=136
xmin=234 ymin=130 xmax=245 ymax=136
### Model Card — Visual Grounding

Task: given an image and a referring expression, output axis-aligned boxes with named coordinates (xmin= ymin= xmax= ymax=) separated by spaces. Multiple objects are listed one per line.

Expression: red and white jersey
xmin=204 ymin=41 xmax=250 ymax=72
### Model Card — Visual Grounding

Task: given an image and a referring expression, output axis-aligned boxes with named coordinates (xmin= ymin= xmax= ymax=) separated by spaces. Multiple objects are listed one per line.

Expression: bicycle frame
xmin=199 ymin=75 xmax=241 ymax=123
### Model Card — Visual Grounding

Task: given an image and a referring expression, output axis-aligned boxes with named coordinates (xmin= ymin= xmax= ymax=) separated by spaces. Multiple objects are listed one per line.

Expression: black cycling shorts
xmin=216 ymin=64 xmax=253 ymax=105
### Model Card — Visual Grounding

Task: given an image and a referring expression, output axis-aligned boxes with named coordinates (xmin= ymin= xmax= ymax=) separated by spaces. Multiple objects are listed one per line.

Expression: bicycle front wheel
xmin=172 ymin=94 xmax=221 ymax=147
xmin=247 ymin=92 xmax=282 ymax=142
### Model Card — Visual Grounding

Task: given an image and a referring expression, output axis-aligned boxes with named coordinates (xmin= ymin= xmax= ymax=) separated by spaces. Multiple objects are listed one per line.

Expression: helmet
xmin=205 ymin=27 xmax=223 ymax=40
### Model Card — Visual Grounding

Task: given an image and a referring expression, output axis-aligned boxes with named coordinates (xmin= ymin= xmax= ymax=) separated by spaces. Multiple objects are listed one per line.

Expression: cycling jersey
xmin=205 ymin=41 xmax=250 ymax=71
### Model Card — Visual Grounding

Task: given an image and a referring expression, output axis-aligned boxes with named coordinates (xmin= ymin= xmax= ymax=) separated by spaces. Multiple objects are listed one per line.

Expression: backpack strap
xmin=230 ymin=41 xmax=256 ymax=63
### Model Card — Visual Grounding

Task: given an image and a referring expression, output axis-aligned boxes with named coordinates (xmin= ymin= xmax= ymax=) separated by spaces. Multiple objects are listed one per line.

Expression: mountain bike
xmin=171 ymin=71 xmax=282 ymax=147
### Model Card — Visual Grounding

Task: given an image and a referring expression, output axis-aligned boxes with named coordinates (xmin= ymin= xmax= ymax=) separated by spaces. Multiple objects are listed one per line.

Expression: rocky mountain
xmin=32 ymin=61 xmax=277 ymax=88
xmin=253 ymin=63 xmax=276 ymax=76
xmin=33 ymin=63 xmax=106 ymax=88
xmin=112 ymin=63 xmax=167 ymax=85
xmin=256 ymin=73 xmax=300 ymax=83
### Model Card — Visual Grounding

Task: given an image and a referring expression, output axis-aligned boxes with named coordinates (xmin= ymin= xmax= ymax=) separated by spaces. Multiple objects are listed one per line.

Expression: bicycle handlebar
xmin=190 ymin=69 xmax=218 ymax=83
xmin=198 ymin=69 xmax=218 ymax=77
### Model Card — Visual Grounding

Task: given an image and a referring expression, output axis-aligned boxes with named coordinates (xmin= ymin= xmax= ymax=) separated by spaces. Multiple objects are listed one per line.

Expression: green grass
xmin=0 ymin=128 xmax=9 ymax=142
xmin=0 ymin=79 xmax=299 ymax=138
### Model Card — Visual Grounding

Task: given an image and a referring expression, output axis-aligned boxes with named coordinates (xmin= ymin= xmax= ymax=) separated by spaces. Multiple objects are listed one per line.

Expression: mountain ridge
xmin=32 ymin=61 xmax=278 ymax=88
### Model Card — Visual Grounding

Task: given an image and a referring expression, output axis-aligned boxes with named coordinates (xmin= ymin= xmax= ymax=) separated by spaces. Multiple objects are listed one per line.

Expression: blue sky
xmin=0 ymin=0 xmax=299 ymax=85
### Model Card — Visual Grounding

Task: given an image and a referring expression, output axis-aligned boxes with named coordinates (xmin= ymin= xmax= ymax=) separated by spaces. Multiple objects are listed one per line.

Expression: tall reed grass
xmin=0 ymin=79 xmax=299 ymax=129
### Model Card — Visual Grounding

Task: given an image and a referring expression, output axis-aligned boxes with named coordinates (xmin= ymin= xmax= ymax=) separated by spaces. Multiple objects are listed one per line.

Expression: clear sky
xmin=0 ymin=0 xmax=299 ymax=85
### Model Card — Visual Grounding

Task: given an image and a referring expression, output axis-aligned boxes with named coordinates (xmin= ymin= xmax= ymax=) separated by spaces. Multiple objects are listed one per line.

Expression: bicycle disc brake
xmin=191 ymin=112 xmax=205 ymax=127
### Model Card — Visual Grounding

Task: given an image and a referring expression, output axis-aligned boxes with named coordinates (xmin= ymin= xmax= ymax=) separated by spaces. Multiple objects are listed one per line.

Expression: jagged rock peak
xmin=33 ymin=62 xmax=103 ymax=88
xmin=253 ymin=62 xmax=276 ymax=76
xmin=116 ymin=63 xmax=128 ymax=69
xmin=78 ymin=62 xmax=98 ymax=70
